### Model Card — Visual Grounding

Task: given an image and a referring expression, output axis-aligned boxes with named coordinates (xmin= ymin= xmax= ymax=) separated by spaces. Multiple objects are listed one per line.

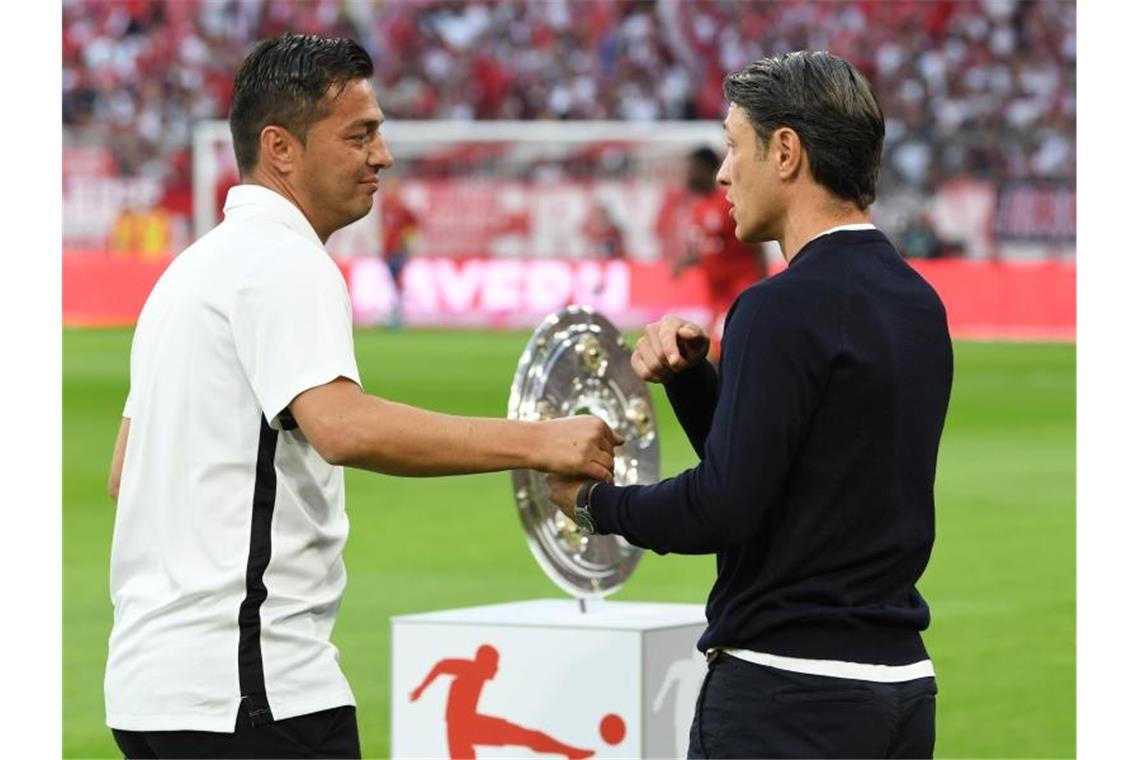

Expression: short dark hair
xmin=229 ymin=33 xmax=374 ymax=175
xmin=723 ymin=51 xmax=885 ymax=209
xmin=689 ymin=146 xmax=722 ymax=172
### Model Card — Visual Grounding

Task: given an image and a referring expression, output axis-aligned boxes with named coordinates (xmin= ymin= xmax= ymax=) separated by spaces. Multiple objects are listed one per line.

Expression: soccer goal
xmin=192 ymin=119 xmax=724 ymax=260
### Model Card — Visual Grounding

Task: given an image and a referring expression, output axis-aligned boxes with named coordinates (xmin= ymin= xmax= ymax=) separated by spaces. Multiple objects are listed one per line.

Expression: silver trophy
xmin=508 ymin=306 xmax=661 ymax=598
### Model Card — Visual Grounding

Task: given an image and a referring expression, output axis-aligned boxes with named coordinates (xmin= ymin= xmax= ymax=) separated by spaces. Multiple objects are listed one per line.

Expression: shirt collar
xmin=788 ymin=223 xmax=878 ymax=267
xmin=222 ymin=184 xmax=325 ymax=249
xmin=806 ymin=222 xmax=877 ymax=245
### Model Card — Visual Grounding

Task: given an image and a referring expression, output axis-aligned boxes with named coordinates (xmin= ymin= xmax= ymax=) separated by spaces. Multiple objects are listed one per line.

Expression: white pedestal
xmin=392 ymin=599 xmax=707 ymax=758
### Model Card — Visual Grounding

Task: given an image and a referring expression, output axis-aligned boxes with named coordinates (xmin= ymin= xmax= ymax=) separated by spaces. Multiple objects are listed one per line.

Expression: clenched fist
xmin=631 ymin=315 xmax=710 ymax=383
xmin=533 ymin=415 xmax=624 ymax=482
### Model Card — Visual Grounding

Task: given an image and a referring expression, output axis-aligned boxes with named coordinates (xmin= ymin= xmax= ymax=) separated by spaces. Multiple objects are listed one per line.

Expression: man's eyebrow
xmin=348 ymin=117 xmax=382 ymax=129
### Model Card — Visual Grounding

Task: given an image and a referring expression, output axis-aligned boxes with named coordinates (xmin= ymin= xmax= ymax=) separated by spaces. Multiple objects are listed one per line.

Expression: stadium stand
xmin=62 ymin=0 xmax=1075 ymax=258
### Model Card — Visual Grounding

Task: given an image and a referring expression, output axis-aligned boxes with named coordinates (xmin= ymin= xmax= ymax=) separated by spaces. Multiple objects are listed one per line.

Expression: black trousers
xmin=112 ymin=704 xmax=360 ymax=759
xmin=688 ymin=651 xmax=937 ymax=759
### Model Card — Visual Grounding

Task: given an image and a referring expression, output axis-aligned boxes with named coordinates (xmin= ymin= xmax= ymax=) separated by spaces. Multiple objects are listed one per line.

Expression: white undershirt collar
xmin=807 ymin=222 xmax=877 ymax=244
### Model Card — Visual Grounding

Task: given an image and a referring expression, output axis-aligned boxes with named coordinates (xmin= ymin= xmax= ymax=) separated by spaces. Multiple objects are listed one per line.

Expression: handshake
xmin=539 ymin=315 xmax=710 ymax=514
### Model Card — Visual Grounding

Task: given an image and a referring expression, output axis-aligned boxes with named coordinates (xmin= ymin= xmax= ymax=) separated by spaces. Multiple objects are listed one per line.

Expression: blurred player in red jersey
xmin=379 ymin=179 xmax=420 ymax=327
xmin=673 ymin=147 xmax=768 ymax=359
xmin=583 ymin=201 xmax=625 ymax=260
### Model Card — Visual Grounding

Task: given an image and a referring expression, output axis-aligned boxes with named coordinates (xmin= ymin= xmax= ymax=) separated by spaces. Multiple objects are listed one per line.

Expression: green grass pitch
xmin=63 ymin=329 xmax=1074 ymax=758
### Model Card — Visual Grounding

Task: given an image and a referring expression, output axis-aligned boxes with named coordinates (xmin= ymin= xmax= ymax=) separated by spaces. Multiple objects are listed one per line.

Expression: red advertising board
xmin=63 ymin=252 xmax=1075 ymax=341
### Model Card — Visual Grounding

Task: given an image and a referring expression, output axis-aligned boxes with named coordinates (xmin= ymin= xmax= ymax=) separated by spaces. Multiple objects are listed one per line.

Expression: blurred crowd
xmin=62 ymin=0 xmax=1075 ymax=255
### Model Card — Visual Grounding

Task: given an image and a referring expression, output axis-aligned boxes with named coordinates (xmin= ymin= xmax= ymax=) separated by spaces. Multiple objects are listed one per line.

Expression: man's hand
xmin=631 ymin=315 xmax=710 ymax=383
xmin=533 ymin=416 xmax=624 ymax=482
xmin=546 ymin=474 xmax=584 ymax=519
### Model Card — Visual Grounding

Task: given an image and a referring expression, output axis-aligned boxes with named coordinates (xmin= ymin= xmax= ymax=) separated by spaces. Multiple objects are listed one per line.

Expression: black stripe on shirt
xmin=237 ymin=415 xmax=278 ymax=726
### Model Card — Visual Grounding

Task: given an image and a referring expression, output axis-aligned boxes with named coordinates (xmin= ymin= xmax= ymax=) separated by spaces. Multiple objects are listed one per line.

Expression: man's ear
xmin=258 ymin=125 xmax=299 ymax=175
xmin=773 ymin=127 xmax=803 ymax=181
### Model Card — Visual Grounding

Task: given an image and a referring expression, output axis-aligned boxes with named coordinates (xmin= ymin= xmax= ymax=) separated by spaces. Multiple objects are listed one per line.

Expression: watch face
xmin=508 ymin=306 xmax=660 ymax=598
xmin=572 ymin=509 xmax=596 ymax=534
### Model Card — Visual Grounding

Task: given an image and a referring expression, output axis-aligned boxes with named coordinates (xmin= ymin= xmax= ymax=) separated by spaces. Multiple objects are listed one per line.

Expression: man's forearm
xmin=291 ymin=377 xmax=617 ymax=480
xmin=334 ymin=394 xmax=542 ymax=476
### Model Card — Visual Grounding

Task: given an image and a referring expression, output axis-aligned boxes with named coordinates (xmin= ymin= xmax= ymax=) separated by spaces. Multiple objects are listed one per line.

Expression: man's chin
xmin=735 ymin=217 xmax=779 ymax=245
xmin=734 ymin=223 xmax=763 ymax=245
xmin=345 ymin=198 xmax=374 ymax=225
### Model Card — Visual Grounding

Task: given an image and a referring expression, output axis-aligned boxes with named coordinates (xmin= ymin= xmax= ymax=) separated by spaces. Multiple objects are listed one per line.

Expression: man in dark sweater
xmin=550 ymin=51 xmax=953 ymax=758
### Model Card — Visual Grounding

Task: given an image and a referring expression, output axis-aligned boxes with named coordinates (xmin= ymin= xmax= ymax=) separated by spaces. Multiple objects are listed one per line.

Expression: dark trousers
xmin=112 ymin=704 xmax=360 ymax=759
xmin=688 ymin=651 xmax=936 ymax=759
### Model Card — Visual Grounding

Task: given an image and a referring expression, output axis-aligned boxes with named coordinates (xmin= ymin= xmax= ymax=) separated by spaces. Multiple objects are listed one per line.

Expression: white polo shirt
xmin=106 ymin=185 xmax=363 ymax=732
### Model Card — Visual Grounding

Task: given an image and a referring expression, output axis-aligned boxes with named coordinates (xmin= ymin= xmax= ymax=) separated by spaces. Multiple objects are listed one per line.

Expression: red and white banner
xmin=395 ymin=179 xmax=673 ymax=261
xmin=63 ymin=252 xmax=1075 ymax=341
xmin=350 ymin=257 xmax=709 ymax=329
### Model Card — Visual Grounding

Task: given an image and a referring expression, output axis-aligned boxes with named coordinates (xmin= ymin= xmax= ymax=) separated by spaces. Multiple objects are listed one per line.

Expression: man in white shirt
xmin=105 ymin=33 xmax=620 ymax=759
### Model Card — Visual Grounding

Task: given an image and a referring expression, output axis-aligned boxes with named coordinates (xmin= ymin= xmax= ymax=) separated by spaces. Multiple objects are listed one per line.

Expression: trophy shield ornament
xmin=508 ymin=306 xmax=661 ymax=598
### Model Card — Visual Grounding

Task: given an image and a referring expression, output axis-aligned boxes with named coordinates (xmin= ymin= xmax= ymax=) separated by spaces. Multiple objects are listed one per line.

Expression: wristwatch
xmin=572 ymin=480 xmax=601 ymax=534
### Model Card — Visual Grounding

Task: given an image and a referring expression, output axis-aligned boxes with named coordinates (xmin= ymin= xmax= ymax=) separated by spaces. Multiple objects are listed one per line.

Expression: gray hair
xmin=724 ymin=51 xmax=885 ymax=209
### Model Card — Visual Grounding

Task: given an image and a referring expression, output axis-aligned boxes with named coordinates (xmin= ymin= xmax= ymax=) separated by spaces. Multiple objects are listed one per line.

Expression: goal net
xmin=194 ymin=120 xmax=722 ymax=256
xmin=192 ymin=120 xmax=726 ymax=327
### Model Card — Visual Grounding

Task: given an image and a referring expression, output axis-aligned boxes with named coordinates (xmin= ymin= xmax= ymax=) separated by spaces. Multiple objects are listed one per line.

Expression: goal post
xmin=193 ymin=119 xmax=724 ymax=257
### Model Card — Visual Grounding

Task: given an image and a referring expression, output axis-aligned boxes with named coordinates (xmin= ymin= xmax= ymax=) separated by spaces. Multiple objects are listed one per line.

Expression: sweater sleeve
xmin=663 ymin=359 xmax=719 ymax=457
xmin=590 ymin=287 xmax=830 ymax=554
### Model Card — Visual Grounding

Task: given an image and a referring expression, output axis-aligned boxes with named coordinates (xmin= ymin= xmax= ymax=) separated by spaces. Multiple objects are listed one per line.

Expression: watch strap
xmin=576 ymin=479 xmax=599 ymax=511
xmin=574 ymin=479 xmax=601 ymax=533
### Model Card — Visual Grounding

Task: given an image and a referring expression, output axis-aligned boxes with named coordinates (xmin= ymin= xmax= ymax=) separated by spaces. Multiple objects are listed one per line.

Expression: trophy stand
xmin=392 ymin=308 xmax=706 ymax=759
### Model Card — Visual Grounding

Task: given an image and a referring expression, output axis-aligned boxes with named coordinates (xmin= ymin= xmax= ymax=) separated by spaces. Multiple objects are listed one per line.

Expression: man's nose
xmin=716 ymin=157 xmax=730 ymax=186
xmin=370 ymin=135 xmax=394 ymax=170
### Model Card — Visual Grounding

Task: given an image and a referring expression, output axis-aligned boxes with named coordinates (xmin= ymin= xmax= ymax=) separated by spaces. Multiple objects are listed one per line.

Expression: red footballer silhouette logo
xmin=410 ymin=644 xmax=625 ymax=759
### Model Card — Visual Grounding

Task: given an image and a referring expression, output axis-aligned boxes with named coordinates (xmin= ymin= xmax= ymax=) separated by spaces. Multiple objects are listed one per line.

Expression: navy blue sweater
xmin=591 ymin=229 xmax=953 ymax=664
